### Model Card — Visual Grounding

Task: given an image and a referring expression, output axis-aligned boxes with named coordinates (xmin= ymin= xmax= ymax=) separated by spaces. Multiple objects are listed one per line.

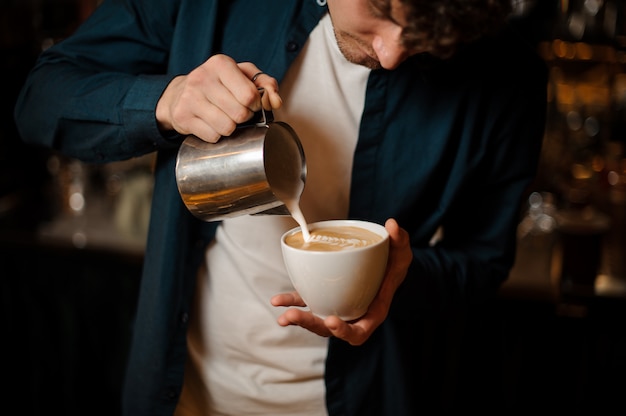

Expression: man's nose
xmin=372 ymin=31 xmax=409 ymax=70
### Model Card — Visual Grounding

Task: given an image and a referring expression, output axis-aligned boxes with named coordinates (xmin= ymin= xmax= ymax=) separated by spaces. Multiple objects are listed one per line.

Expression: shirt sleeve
xmin=409 ymin=57 xmax=548 ymax=313
xmin=14 ymin=0 xmax=183 ymax=163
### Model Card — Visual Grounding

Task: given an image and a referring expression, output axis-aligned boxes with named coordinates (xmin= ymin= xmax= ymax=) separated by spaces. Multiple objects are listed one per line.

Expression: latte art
xmin=307 ymin=234 xmax=371 ymax=248
xmin=285 ymin=225 xmax=383 ymax=252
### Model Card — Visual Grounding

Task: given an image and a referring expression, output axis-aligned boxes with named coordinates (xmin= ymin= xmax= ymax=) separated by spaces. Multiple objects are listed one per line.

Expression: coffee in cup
xmin=284 ymin=225 xmax=383 ymax=252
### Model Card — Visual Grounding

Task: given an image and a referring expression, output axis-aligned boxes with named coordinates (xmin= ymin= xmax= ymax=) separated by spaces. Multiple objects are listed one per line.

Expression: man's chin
xmin=356 ymin=58 xmax=382 ymax=70
xmin=343 ymin=52 xmax=381 ymax=70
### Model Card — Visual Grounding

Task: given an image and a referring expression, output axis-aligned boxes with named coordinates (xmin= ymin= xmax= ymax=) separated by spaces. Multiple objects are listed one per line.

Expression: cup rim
xmin=280 ymin=219 xmax=389 ymax=253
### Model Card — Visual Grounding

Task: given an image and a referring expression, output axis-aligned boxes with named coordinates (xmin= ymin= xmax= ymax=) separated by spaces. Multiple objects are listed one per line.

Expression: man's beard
xmin=334 ymin=32 xmax=382 ymax=70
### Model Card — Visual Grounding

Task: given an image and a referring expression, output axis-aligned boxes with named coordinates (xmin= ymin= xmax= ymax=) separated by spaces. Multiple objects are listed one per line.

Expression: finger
xmin=183 ymin=116 xmax=222 ymax=143
xmin=238 ymin=62 xmax=282 ymax=110
xmin=198 ymin=71 xmax=259 ymax=125
xmin=237 ymin=61 xmax=265 ymax=81
xmin=197 ymin=55 xmax=262 ymax=119
xmin=165 ymin=87 xmax=226 ymax=142
xmin=251 ymin=71 xmax=265 ymax=82
xmin=270 ymin=292 xmax=306 ymax=307
xmin=385 ymin=218 xmax=404 ymax=245
xmin=370 ymin=219 xmax=411 ymax=308
xmin=177 ymin=90 xmax=239 ymax=141
xmin=276 ymin=309 xmax=332 ymax=337
xmin=324 ymin=315 xmax=373 ymax=346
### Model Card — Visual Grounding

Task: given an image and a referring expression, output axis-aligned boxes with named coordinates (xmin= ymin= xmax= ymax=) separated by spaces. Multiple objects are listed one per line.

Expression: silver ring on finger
xmin=251 ymin=71 xmax=264 ymax=82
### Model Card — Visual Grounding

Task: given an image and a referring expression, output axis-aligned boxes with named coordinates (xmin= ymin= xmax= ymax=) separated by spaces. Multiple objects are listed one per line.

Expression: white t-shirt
xmin=175 ymin=13 xmax=371 ymax=416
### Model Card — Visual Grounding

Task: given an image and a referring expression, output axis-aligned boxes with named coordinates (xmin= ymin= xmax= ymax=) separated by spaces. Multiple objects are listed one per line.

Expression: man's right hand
xmin=155 ymin=54 xmax=282 ymax=143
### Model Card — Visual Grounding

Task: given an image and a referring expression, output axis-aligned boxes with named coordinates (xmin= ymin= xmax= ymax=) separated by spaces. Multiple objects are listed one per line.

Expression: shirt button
xmin=180 ymin=312 xmax=189 ymax=324
xmin=286 ymin=41 xmax=298 ymax=52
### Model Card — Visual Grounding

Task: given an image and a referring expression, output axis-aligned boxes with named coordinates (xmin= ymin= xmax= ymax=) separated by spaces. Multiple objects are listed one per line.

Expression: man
xmin=14 ymin=0 xmax=547 ymax=414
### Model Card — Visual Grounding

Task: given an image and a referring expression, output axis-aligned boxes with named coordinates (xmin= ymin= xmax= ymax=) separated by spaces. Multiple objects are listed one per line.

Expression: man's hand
xmin=271 ymin=218 xmax=413 ymax=345
xmin=155 ymin=54 xmax=282 ymax=142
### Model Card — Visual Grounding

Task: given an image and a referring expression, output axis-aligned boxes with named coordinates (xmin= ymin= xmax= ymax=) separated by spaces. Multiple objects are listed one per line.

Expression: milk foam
xmin=285 ymin=226 xmax=383 ymax=252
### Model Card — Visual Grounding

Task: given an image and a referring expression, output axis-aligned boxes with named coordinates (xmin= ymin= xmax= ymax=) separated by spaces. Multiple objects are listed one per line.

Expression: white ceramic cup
xmin=280 ymin=219 xmax=390 ymax=321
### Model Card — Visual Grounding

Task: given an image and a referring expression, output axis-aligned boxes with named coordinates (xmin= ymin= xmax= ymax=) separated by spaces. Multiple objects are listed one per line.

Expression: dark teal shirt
xmin=14 ymin=1 xmax=547 ymax=415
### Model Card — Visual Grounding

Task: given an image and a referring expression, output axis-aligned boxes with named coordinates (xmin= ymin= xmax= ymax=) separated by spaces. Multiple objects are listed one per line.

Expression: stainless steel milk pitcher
xmin=175 ymin=108 xmax=306 ymax=222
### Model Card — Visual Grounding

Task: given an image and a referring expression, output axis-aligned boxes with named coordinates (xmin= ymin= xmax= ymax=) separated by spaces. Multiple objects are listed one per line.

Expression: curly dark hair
xmin=370 ymin=0 xmax=513 ymax=58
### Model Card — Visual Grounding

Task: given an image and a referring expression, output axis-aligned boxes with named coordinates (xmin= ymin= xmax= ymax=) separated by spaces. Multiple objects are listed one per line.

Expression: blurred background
xmin=1 ymin=0 xmax=625 ymax=414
